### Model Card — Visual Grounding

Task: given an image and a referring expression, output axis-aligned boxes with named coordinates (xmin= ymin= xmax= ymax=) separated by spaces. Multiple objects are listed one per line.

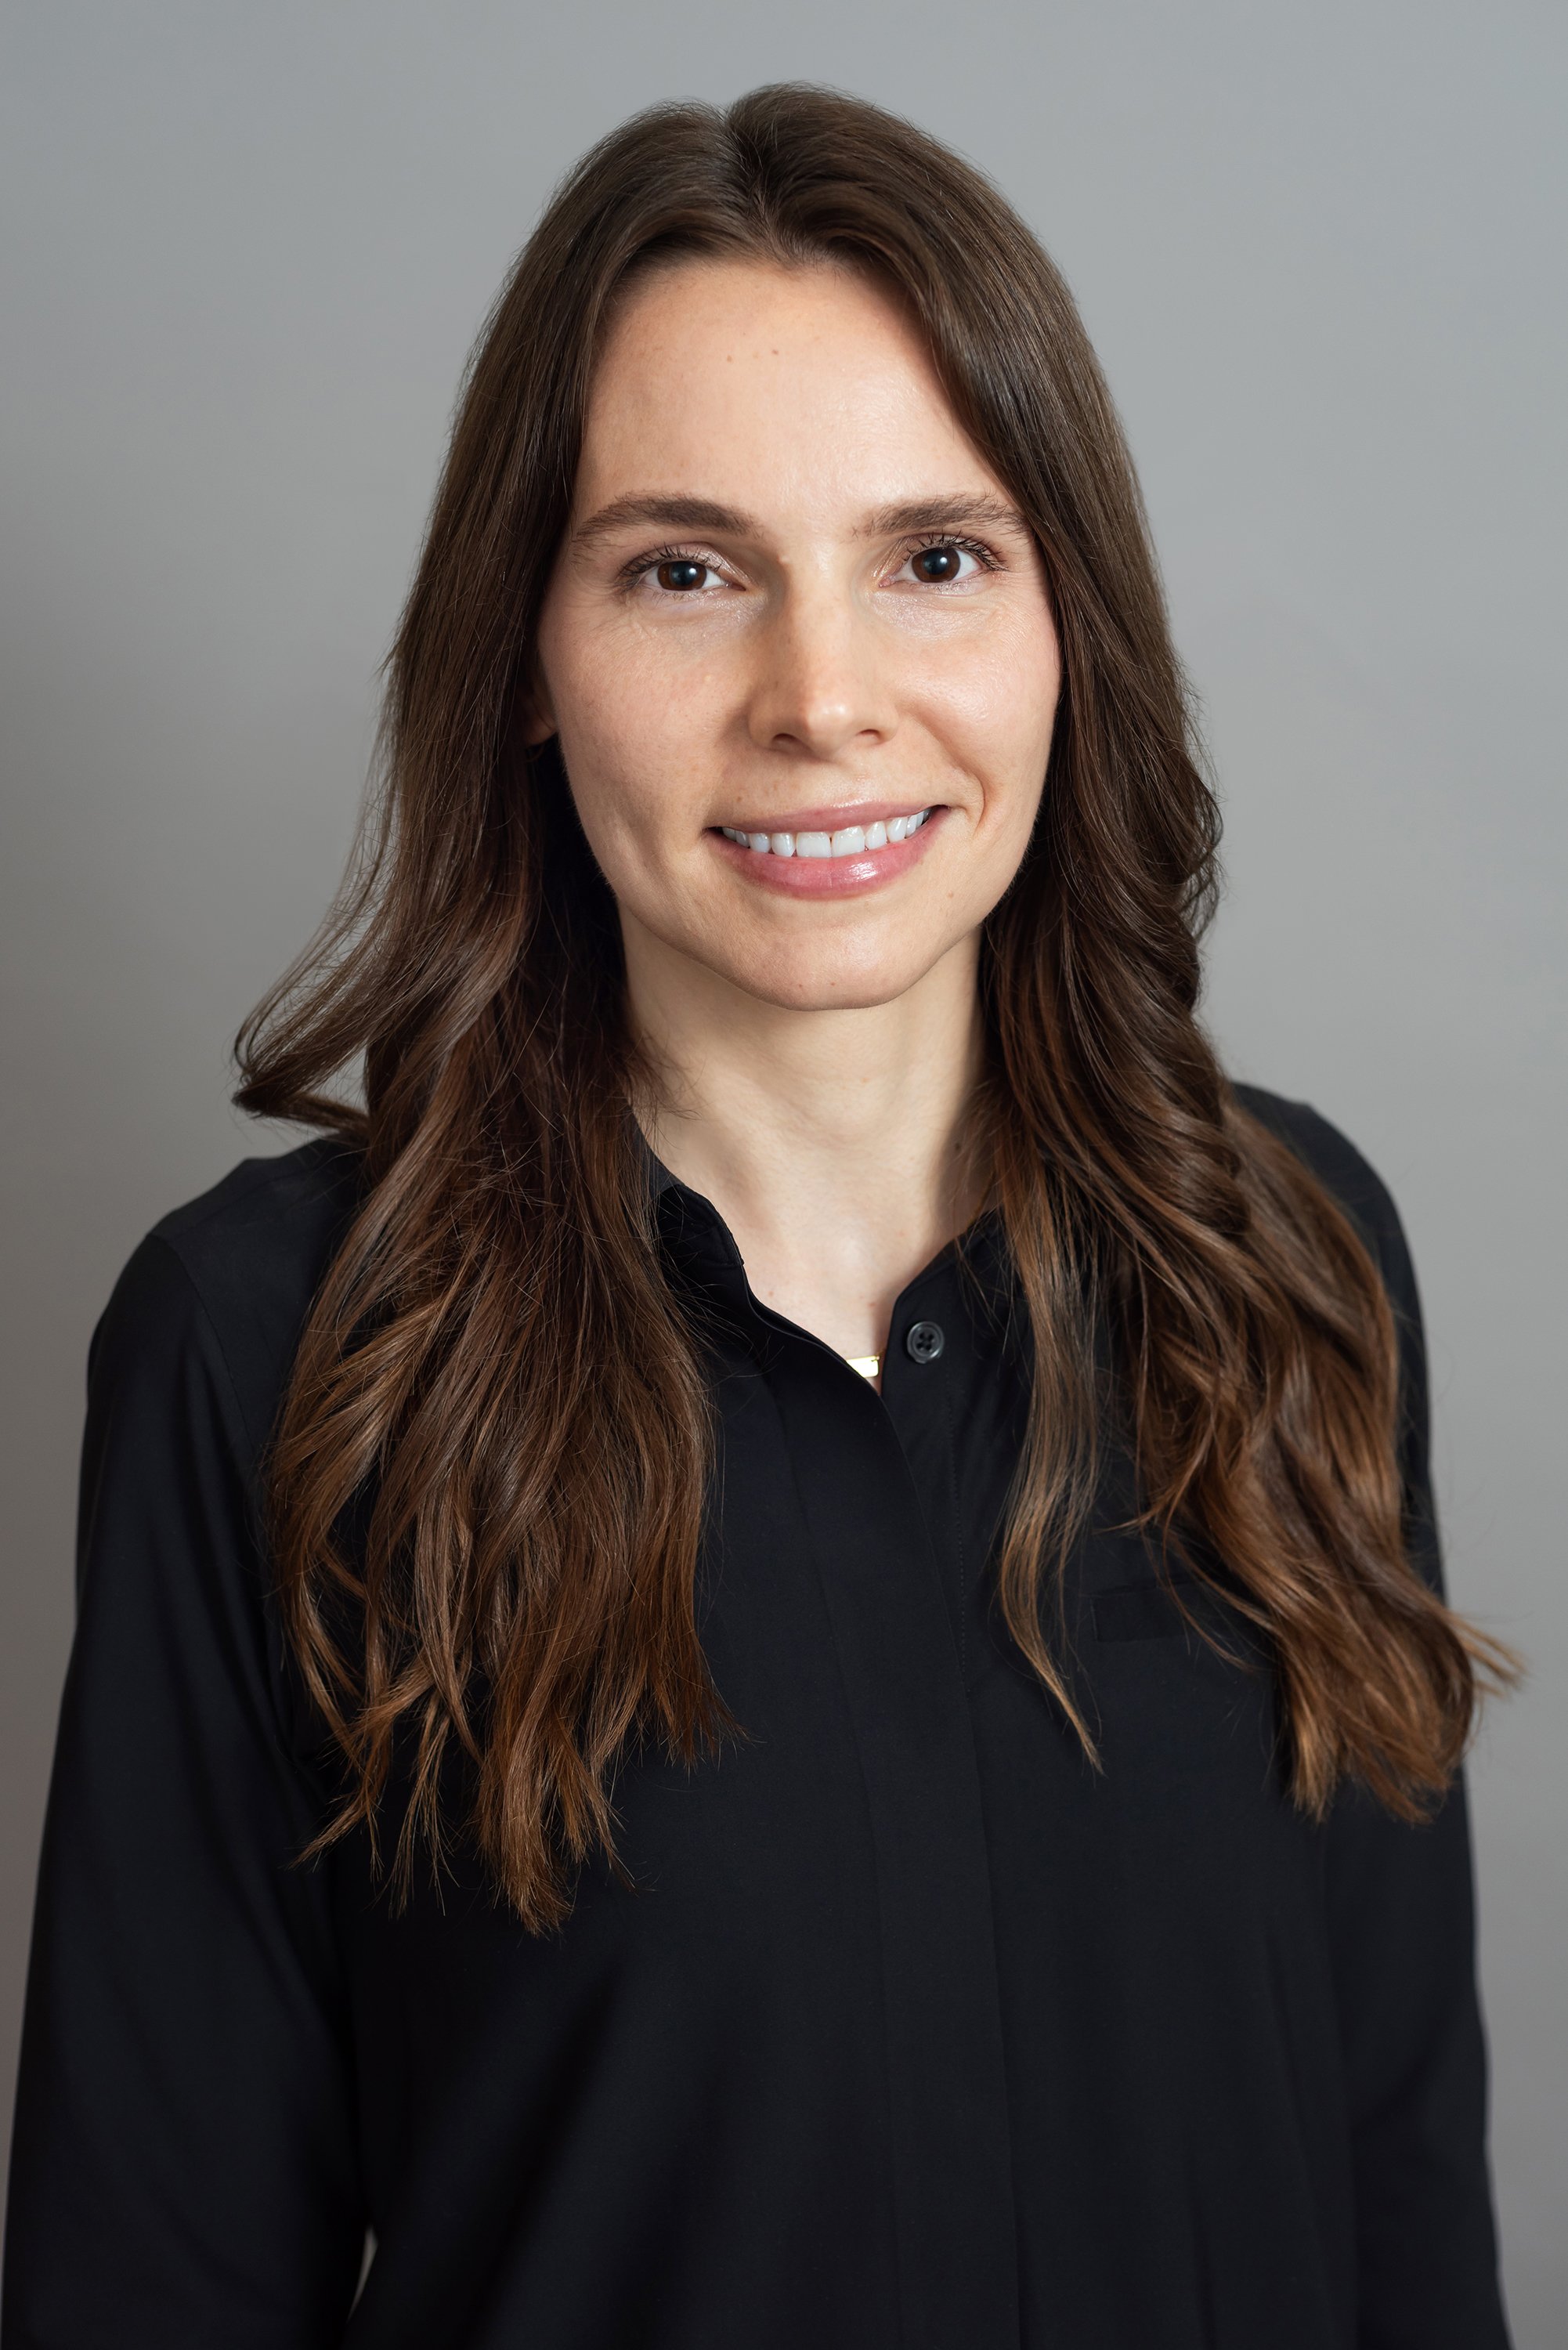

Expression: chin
xmin=717 ymin=939 xmax=947 ymax=1014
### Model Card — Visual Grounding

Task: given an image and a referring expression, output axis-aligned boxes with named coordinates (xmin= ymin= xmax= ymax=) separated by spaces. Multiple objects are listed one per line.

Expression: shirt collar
xmin=635 ymin=1117 xmax=1015 ymax=1363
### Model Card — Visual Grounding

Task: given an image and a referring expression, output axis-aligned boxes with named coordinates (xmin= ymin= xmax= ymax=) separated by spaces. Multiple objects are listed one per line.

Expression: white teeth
xmin=720 ymin=810 xmax=932 ymax=858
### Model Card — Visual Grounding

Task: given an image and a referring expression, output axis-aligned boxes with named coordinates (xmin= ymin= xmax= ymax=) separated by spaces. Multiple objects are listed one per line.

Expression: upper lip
xmin=712 ymin=801 xmax=939 ymax=833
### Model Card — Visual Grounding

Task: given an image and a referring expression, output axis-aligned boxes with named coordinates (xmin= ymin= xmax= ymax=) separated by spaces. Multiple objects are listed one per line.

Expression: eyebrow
xmin=572 ymin=494 xmax=756 ymax=546
xmin=569 ymin=490 xmax=1030 ymax=548
xmin=858 ymin=495 xmax=1027 ymax=540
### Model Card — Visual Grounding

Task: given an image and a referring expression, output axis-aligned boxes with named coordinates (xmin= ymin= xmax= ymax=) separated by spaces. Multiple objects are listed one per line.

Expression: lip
xmin=707 ymin=804 xmax=947 ymax=898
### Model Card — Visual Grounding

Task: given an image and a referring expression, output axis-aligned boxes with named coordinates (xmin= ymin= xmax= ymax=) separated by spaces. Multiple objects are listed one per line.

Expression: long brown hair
xmin=237 ymin=83 xmax=1512 ymax=1929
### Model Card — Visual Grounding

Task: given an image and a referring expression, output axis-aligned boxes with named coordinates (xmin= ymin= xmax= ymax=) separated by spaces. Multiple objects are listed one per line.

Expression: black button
xmin=905 ymin=1320 xmax=945 ymax=1365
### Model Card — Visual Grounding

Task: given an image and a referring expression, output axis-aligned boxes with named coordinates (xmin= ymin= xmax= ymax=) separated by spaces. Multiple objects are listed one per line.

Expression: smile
xmin=708 ymin=803 xmax=945 ymax=899
xmin=717 ymin=808 xmax=933 ymax=859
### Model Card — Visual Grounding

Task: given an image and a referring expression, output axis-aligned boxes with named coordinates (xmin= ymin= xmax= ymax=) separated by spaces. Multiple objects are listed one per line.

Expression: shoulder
xmin=1228 ymin=1081 xmax=1419 ymax=1330
xmin=96 ymin=1136 xmax=365 ymax=1465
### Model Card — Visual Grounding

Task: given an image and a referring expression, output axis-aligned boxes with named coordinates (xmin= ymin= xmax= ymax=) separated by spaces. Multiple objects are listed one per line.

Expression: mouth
xmin=717 ymin=806 xmax=934 ymax=859
xmin=706 ymin=801 xmax=945 ymax=898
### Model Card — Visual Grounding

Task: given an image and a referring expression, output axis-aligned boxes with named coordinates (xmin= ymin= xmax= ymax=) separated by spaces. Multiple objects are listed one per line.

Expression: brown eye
xmin=656 ymin=559 xmax=709 ymax=591
xmin=913 ymin=544 xmax=963 ymax=582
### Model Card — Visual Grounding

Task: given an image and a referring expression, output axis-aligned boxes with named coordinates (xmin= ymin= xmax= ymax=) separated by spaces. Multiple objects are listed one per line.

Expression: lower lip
xmin=708 ymin=812 xmax=945 ymax=898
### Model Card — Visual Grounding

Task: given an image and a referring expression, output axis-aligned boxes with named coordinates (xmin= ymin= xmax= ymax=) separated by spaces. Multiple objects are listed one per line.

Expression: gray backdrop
xmin=3 ymin=0 xmax=1563 ymax=2334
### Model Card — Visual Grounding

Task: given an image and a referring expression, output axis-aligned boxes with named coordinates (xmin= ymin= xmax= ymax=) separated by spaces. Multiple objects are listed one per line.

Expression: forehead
xmin=574 ymin=257 xmax=999 ymax=519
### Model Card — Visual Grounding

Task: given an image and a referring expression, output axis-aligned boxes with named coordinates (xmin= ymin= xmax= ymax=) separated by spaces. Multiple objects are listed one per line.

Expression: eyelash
xmin=615 ymin=533 xmax=1004 ymax=593
xmin=894 ymin=533 xmax=1003 ymax=581
xmin=616 ymin=542 xmax=727 ymax=591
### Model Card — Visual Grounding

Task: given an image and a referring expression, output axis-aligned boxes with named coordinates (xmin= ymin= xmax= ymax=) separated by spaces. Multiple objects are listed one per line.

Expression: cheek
xmin=547 ymin=642 xmax=693 ymax=858
xmin=930 ymin=620 xmax=1060 ymax=816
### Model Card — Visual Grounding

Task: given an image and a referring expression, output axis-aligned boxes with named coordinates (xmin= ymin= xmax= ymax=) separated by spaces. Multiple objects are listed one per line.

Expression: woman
xmin=3 ymin=83 xmax=1514 ymax=2350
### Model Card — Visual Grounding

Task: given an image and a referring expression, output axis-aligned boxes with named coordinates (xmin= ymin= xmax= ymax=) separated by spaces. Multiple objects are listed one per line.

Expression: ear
xmin=517 ymin=689 xmax=558 ymax=747
xmin=508 ymin=660 xmax=558 ymax=750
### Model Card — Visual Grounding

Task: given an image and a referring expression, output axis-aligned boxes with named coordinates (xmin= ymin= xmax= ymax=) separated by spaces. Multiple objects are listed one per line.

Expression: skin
xmin=530 ymin=258 xmax=1061 ymax=1368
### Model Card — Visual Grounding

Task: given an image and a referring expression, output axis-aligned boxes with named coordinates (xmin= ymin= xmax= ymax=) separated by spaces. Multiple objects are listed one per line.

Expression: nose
xmin=744 ymin=574 xmax=898 ymax=761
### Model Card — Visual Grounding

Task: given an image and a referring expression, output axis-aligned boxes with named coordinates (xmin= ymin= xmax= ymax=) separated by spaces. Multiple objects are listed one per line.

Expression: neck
xmin=624 ymin=916 xmax=987 ymax=1365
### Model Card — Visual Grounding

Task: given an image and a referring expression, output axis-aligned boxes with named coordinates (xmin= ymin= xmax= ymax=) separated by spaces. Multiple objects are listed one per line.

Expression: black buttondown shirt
xmin=3 ymin=1087 xmax=1510 ymax=2349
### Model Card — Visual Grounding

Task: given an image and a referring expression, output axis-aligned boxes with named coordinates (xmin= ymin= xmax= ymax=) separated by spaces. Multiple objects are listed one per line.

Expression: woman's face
xmin=532 ymin=258 xmax=1060 ymax=1013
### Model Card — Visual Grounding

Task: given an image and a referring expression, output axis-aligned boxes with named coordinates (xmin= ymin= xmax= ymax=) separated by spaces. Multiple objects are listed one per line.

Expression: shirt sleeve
xmin=1317 ymin=1152 xmax=1512 ymax=2349
xmin=2 ymin=1235 xmax=367 ymax=2349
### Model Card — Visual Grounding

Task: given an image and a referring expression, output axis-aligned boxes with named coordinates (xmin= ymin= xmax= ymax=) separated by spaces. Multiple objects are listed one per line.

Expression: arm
xmin=1239 ymin=1091 xmax=1511 ymax=2349
xmin=2 ymin=1236 xmax=365 ymax=2348
xmin=1326 ymin=1177 xmax=1508 ymax=2348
